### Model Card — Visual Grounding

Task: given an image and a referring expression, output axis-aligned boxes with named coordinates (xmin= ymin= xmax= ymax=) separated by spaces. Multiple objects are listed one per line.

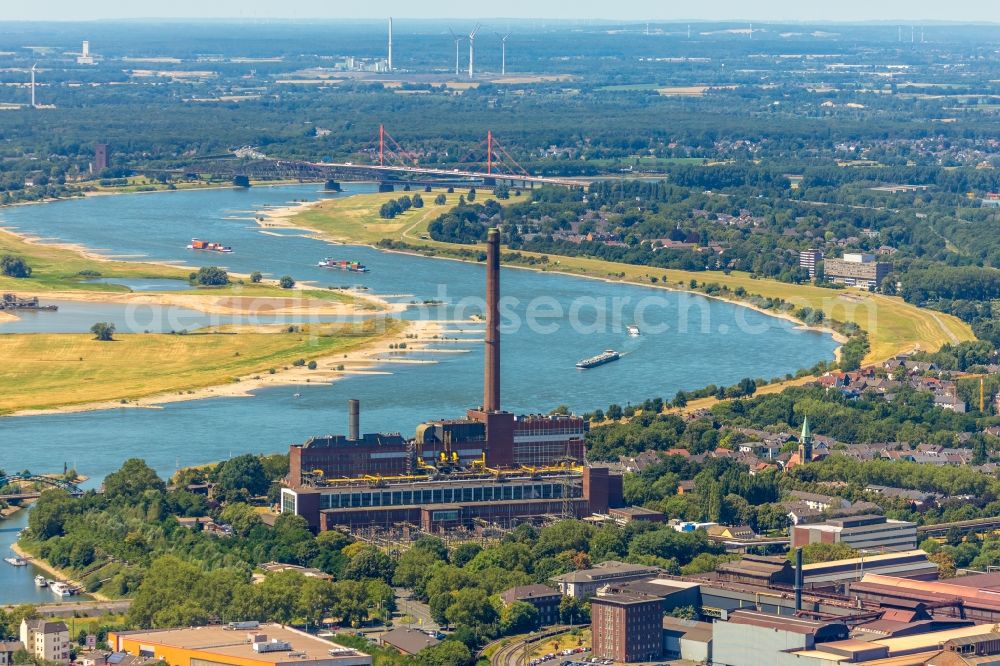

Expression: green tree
xmin=444 ymin=588 xmax=497 ymax=635
xmin=279 ymin=275 xmax=295 ymax=289
xmin=190 ymin=266 xmax=229 ymax=286
xmin=219 ymin=502 xmax=263 ymax=537
xmin=215 ymin=454 xmax=269 ymax=499
xmin=0 ymin=255 xmax=31 ymax=278
xmin=343 ymin=546 xmax=395 ymax=584
xmin=500 ymin=601 xmax=539 ymax=635
xmin=250 ymin=271 xmax=263 ymax=283
xmin=418 ymin=640 xmax=473 ymax=666
xmin=103 ymin=459 xmax=166 ymax=501
xmin=90 ymin=322 xmax=115 ymax=341
xmin=128 ymin=556 xmax=208 ymax=628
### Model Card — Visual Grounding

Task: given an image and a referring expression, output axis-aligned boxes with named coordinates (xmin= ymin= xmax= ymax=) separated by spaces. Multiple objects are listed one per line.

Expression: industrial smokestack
xmin=348 ymin=399 xmax=360 ymax=441
xmin=388 ymin=18 xmax=393 ymax=72
xmin=794 ymin=547 xmax=804 ymax=612
xmin=484 ymin=228 xmax=500 ymax=412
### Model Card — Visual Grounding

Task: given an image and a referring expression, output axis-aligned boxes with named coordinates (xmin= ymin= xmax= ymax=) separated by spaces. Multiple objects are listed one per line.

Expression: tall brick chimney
xmin=484 ymin=227 xmax=500 ymax=412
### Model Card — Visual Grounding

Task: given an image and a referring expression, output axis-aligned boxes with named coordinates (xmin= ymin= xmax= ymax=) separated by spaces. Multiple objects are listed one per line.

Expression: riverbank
xmin=2 ymin=316 xmax=473 ymax=417
xmin=271 ymin=195 xmax=851 ymax=355
xmin=10 ymin=543 xmax=109 ymax=602
xmin=278 ymin=191 xmax=972 ymax=365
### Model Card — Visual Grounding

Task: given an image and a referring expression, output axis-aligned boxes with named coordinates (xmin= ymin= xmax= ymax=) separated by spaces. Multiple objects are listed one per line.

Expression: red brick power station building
xmin=281 ymin=229 xmax=623 ymax=532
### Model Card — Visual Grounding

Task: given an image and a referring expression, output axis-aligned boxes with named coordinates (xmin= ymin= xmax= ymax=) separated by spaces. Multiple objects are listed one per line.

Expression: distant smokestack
xmin=388 ymin=18 xmax=393 ymax=72
xmin=484 ymin=228 xmax=500 ymax=412
xmin=348 ymin=399 xmax=360 ymax=441
xmin=794 ymin=547 xmax=804 ymax=612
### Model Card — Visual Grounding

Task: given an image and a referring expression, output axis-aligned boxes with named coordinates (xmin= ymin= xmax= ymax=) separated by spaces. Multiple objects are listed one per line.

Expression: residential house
xmin=19 ymin=620 xmax=70 ymax=665
xmin=378 ymin=628 xmax=439 ymax=656
xmin=0 ymin=642 xmax=24 ymax=666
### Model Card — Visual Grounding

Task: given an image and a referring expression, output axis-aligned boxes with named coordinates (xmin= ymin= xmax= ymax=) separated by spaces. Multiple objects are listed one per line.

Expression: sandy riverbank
xmin=10 ymin=543 xmax=110 ymax=602
xmin=24 ymin=287 xmax=400 ymax=318
xmin=7 ymin=318 xmax=478 ymax=418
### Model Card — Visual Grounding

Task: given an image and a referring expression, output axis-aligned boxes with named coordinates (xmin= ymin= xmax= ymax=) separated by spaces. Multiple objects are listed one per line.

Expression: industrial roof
xmin=111 ymin=624 xmax=368 ymax=666
xmin=801 ymin=550 xmax=927 ymax=571
xmin=859 ymin=574 xmax=1000 ymax=605
xmin=726 ymin=610 xmax=845 ymax=635
xmin=550 ymin=561 xmax=658 ymax=583
xmin=661 ymin=616 xmax=713 ymax=643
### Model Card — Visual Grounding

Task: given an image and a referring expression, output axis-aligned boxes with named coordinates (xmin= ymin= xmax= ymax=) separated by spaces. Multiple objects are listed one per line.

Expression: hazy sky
xmin=7 ymin=0 xmax=1000 ymax=22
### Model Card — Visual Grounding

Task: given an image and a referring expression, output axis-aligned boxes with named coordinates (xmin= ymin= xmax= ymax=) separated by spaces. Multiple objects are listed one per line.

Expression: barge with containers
xmin=187 ymin=239 xmax=233 ymax=253
xmin=576 ymin=349 xmax=621 ymax=369
xmin=318 ymin=258 xmax=369 ymax=273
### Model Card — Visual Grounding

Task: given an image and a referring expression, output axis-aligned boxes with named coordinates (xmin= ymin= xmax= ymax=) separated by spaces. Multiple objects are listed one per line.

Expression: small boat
xmin=4 ymin=556 xmax=27 ymax=567
xmin=317 ymin=258 xmax=369 ymax=273
xmin=34 ymin=575 xmax=47 ymax=587
xmin=293 ymin=393 xmax=301 ymax=398
xmin=576 ymin=349 xmax=621 ymax=369
xmin=50 ymin=581 xmax=72 ymax=597
xmin=627 ymin=325 xmax=640 ymax=337
xmin=187 ymin=238 xmax=234 ymax=253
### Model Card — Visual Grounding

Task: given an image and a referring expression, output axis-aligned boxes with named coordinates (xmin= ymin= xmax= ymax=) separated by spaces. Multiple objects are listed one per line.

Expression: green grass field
xmin=295 ymin=190 xmax=497 ymax=247
xmin=291 ymin=192 xmax=975 ymax=365
xmin=0 ymin=320 xmax=401 ymax=414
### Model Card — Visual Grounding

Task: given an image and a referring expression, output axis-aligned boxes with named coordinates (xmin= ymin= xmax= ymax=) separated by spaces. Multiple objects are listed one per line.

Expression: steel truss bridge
xmin=0 ymin=474 xmax=83 ymax=501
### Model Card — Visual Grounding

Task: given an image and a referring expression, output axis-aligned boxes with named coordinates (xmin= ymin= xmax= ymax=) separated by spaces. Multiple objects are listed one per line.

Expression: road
xmin=2 ymin=599 xmax=131 ymax=617
xmin=393 ymin=588 xmax=439 ymax=632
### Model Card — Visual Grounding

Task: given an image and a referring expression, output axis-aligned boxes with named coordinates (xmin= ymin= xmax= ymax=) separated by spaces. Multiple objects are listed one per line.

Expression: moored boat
xmin=3 ymin=556 xmax=27 ymax=567
xmin=627 ymin=325 xmax=640 ymax=337
xmin=34 ymin=575 xmax=47 ymax=587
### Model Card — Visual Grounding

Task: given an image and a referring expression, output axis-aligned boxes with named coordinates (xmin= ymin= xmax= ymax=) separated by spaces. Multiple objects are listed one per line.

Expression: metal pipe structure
xmin=484 ymin=228 xmax=500 ymax=412
xmin=348 ymin=399 xmax=360 ymax=441
xmin=794 ymin=547 xmax=804 ymax=612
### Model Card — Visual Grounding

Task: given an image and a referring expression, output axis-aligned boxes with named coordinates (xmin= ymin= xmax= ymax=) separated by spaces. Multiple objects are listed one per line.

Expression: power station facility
xmin=281 ymin=228 xmax=623 ymax=533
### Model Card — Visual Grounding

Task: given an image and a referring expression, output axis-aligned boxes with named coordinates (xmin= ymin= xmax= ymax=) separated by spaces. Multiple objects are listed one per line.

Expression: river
xmin=0 ymin=183 xmax=838 ymax=484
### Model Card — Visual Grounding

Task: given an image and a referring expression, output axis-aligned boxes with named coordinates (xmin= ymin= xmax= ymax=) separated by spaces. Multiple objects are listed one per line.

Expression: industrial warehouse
xmin=280 ymin=228 xmax=624 ymax=533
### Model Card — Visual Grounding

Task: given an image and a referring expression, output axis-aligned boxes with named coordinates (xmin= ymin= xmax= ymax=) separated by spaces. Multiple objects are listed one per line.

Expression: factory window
xmin=433 ymin=490 xmax=442 ymax=503
xmin=392 ymin=491 xmax=401 ymax=505
xmin=463 ymin=487 xmax=473 ymax=501
xmin=503 ymin=486 xmax=513 ymax=500
xmin=351 ymin=493 xmax=361 ymax=507
xmin=542 ymin=484 xmax=552 ymax=499
xmin=371 ymin=493 xmax=380 ymax=507
xmin=281 ymin=491 xmax=296 ymax=515
xmin=402 ymin=491 xmax=412 ymax=504
xmin=473 ymin=487 xmax=483 ymax=501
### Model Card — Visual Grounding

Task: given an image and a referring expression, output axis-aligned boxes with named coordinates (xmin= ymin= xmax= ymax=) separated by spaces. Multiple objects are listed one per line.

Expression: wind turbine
xmin=468 ymin=23 xmax=480 ymax=79
xmin=448 ymin=28 xmax=463 ymax=77
xmin=496 ymin=32 xmax=510 ymax=76
xmin=30 ymin=64 xmax=36 ymax=108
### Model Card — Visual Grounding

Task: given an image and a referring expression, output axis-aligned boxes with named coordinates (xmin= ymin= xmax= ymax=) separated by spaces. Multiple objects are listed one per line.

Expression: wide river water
xmin=0 ymin=183 xmax=839 ymax=602
xmin=0 ymin=183 xmax=839 ymax=481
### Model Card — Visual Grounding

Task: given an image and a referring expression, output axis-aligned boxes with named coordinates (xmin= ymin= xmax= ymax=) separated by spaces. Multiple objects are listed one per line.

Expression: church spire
xmin=798 ymin=416 xmax=813 ymax=463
